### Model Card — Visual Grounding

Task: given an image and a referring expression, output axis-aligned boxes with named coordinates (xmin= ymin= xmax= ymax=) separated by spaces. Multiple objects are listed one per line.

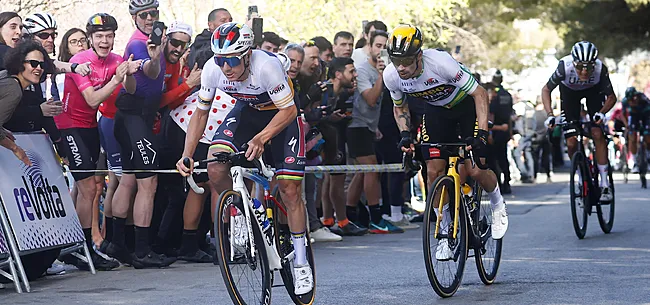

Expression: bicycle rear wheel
xmin=622 ymin=144 xmax=629 ymax=184
xmin=215 ymin=190 xmax=272 ymax=305
xmin=570 ymin=152 xmax=588 ymax=239
xmin=640 ymin=144 xmax=647 ymax=188
xmin=473 ymin=183 xmax=503 ymax=285
xmin=272 ymin=186 xmax=316 ymax=305
xmin=597 ymin=165 xmax=615 ymax=233
xmin=423 ymin=175 xmax=468 ymax=298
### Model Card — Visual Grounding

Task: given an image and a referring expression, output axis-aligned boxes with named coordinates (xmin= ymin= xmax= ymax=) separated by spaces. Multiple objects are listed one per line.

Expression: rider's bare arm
xmin=471 ymin=86 xmax=490 ymax=131
xmin=393 ymin=100 xmax=411 ymax=133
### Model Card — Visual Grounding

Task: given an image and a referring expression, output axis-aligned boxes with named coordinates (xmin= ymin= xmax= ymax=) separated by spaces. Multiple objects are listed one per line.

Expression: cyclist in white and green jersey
xmin=383 ymin=25 xmax=509 ymax=261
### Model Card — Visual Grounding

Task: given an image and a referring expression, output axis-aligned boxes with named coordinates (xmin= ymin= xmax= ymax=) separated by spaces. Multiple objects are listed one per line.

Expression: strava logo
xmin=66 ymin=135 xmax=83 ymax=167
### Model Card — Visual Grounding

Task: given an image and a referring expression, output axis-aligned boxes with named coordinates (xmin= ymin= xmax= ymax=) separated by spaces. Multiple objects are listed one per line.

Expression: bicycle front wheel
xmin=423 ymin=175 xmax=468 ymax=298
xmin=271 ymin=186 xmax=316 ymax=305
xmin=215 ymin=190 xmax=272 ymax=305
xmin=473 ymin=183 xmax=503 ymax=285
xmin=597 ymin=165 xmax=615 ymax=233
xmin=570 ymin=152 xmax=588 ymax=239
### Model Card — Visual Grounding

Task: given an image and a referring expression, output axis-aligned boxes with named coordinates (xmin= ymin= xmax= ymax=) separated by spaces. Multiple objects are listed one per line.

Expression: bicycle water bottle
xmin=461 ymin=183 xmax=473 ymax=197
xmin=252 ymin=198 xmax=271 ymax=232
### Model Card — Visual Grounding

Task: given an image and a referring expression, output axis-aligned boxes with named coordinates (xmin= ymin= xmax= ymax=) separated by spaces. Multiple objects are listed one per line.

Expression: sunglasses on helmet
xmin=24 ymin=60 xmax=46 ymax=69
xmin=390 ymin=55 xmax=417 ymax=67
xmin=574 ymin=61 xmax=595 ymax=72
xmin=138 ymin=10 xmax=159 ymax=20
xmin=214 ymin=50 xmax=249 ymax=68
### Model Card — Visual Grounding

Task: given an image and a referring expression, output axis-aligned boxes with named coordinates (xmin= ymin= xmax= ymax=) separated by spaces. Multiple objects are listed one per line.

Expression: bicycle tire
xmin=640 ymin=144 xmax=647 ymax=188
xmin=597 ymin=165 xmax=615 ymax=233
xmin=473 ymin=183 xmax=503 ymax=285
xmin=215 ymin=190 xmax=272 ymax=305
xmin=271 ymin=186 xmax=316 ymax=305
xmin=423 ymin=175 xmax=468 ymax=298
xmin=570 ymin=152 xmax=588 ymax=239
xmin=622 ymin=144 xmax=629 ymax=184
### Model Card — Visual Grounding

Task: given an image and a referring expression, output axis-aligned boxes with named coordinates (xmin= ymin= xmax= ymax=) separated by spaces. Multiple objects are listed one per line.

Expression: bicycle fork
xmin=434 ymin=159 xmax=462 ymax=240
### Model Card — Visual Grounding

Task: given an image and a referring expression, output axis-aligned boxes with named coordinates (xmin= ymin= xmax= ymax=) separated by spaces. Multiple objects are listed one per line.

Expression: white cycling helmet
xmin=129 ymin=0 xmax=159 ymax=15
xmin=571 ymin=41 xmax=598 ymax=63
xmin=23 ymin=12 xmax=57 ymax=34
xmin=211 ymin=22 xmax=254 ymax=55
xmin=276 ymin=52 xmax=291 ymax=72
xmin=167 ymin=21 xmax=193 ymax=39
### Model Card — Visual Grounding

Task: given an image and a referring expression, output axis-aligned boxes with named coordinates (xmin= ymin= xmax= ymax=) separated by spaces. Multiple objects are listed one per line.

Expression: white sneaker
xmin=232 ymin=214 xmax=248 ymax=247
xmin=392 ymin=216 xmax=420 ymax=230
xmin=293 ymin=264 xmax=314 ymax=295
xmin=435 ymin=239 xmax=454 ymax=261
xmin=600 ymin=187 xmax=613 ymax=202
xmin=310 ymin=227 xmax=342 ymax=242
xmin=491 ymin=204 xmax=509 ymax=240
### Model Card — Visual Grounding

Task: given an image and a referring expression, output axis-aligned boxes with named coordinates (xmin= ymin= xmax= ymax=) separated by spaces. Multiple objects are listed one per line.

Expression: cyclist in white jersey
xmin=383 ymin=25 xmax=508 ymax=261
xmin=176 ymin=22 xmax=313 ymax=295
xmin=541 ymin=41 xmax=617 ymax=201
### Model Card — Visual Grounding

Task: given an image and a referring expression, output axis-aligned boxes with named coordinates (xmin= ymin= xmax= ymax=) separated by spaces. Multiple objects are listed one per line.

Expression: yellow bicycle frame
xmin=433 ymin=155 xmax=462 ymax=240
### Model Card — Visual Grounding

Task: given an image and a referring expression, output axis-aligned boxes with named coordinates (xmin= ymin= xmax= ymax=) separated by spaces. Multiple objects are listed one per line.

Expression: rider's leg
xmin=179 ymin=185 xmax=208 ymax=256
xmin=206 ymin=147 xmax=233 ymax=221
xmin=591 ymin=126 xmax=609 ymax=187
xmin=427 ymin=159 xmax=450 ymax=233
xmin=278 ymin=179 xmax=308 ymax=264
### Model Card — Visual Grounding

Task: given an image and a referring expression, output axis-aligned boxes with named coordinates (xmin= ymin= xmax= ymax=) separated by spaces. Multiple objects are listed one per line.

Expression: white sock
xmin=291 ymin=231 xmax=308 ymax=266
xmin=390 ymin=206 xmax=403 ymax=222
xmin=434 ymin=204 xmax=451 ymax=235
xmin=598 ymin=164 xmax=609 ymax=187
xmin=488 ymin=184 xmax=505 ymax=210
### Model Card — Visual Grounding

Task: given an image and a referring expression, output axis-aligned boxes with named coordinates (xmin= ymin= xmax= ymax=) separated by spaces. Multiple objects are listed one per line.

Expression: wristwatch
xmin=71 ymin=63 xmax=78 ymax=73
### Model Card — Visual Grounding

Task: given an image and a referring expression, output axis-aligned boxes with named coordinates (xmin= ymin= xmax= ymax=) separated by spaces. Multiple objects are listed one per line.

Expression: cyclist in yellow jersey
xmin=383 ymin=25 xmax=508 ymax=261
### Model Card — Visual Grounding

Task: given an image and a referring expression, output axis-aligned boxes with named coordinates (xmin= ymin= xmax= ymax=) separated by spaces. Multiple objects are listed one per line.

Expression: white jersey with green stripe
xmin=383 ymin=49 xmax=478 ymax=108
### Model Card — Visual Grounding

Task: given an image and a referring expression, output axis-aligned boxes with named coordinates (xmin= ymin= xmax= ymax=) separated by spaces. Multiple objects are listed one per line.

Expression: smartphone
xmin=150 ymin=21 xmax=165 ymax=46
xmin=380 ymin=49 xmax=390 ymax=65
xmin=362 ymin=20 xmax=369 ymax=32
xmin=252 ymin=17 xmax=263 ymax=47
xmin=248 ymin=5 xmax=258 ymax=20
xmin=455 ymin=45 xmax=461 ymax=54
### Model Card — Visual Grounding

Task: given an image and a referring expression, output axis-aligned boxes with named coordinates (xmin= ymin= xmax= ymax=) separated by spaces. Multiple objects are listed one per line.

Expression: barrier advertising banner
xmin=0 ymin=225 xmax=7 ymax=254
xmin=0 ymin=133 xmax=84 ymax=252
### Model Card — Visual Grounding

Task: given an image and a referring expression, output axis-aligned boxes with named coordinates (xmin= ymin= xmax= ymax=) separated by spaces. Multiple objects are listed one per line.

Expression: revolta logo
xmin=13 ymin=150 xmax=67 ymax=222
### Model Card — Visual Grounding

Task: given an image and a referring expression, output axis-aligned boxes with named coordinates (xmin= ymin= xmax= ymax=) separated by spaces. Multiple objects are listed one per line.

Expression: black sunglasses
xmin=574 ymin=61 xmax=595 ymax=71
xmin=138 ymin=10 xmax=159 ymax=19
xmin=35 ymin=32 xmax=58 ymax=40
xmin=168 ymin=38 xmax=189 ymax=49
xmin=24 ymin=60 xmax=46 ymax=69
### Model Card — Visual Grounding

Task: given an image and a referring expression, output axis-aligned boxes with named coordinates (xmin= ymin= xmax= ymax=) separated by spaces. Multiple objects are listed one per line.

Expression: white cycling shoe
xmin=491 ymin=203 xmax=509 ymax=240
xmin=435 ymin=239 xmax=454 ymax=261
xmin=293 ymin=264 xmax=314 ymax=295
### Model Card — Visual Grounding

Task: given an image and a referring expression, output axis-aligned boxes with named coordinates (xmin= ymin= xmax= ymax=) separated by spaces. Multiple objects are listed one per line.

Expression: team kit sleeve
xmin=382 ymin=65 xmax=405 ymax=107
xmin=546 ymin=60 xmax=566 ymax=90
xmin=263 ymin=60 xmax=294 ymax=109
xmin=197 ymin=59 xmax=218 ymax=110
xmin=437 ymin=52 xmax=478 ymax=95
xmin=125 ymin=40 xmax=150 ymax=61
xmin=598 ymin=65 xmax=615 ymax=96
xmin=68 ymin=56 xmax=93 ymax=92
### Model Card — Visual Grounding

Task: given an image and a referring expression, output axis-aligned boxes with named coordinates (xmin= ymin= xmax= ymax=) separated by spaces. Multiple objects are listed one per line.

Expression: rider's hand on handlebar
xmin=245 ymin=136 xmax=265 ymax=161
xmin=176 ymin=156 xmax=194 ymax=177
xmin=398 ymin=131 xmax=415 ymax=153
xmin=593 ymin=112 xmax=605 ymax=124
xmin=544 ymin=116 xmax=556 ymax=128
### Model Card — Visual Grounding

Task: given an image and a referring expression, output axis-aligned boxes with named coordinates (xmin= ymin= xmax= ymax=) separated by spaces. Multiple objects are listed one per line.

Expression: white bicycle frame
xmin=187 ymin=156 xmax=283 ymax=270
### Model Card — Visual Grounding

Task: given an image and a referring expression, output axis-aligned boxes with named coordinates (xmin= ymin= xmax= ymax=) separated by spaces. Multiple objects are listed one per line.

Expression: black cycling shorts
xmin=210 ymin=102 xmax=306 ymax=181
xmin=559 ymin=84 xmax=605 ymax=138
xmin=160 ymin=114 xmax=210 ymax=183
xmin=419 ymin=96 xmax=478 ymax=161
xmin=628 ymin=114 xmax=650 ymax=135
xmin=114 ymin=111 xmax=159 ymax=179
xmin=347 ymin=127 xmax=376 ymax=159
xmin=59 ymin=128 xmax=100 ymax=181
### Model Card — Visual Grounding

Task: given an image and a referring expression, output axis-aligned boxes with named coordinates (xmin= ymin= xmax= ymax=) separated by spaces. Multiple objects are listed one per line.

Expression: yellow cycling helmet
xmin=387 ymin=25 xmax=423 ymax=57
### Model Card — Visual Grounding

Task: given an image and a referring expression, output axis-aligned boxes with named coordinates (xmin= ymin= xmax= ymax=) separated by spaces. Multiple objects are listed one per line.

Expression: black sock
xmin=369 ymin=204 xmax=383 ymax=224
xmin=134 ymin=226 xmax=150 ymax=258
xmin=83 ymin=228 xmax=93 ymax=253
xmin=179 ymin=229 xmax=199 ymax=255
xmin=125 ymin=225 xmax=135 ymax=252
xmin=104 ymin=217 xmax=114 ymax=242
xmin=346 ymin=205 xmax=358 ymax=223
xmin=112 ymin=217 xmax=126 ymax=247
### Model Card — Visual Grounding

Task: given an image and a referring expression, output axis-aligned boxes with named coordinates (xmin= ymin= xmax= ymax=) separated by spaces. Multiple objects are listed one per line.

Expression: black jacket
xmin=187 ymin=29 xmax=212 ymax=68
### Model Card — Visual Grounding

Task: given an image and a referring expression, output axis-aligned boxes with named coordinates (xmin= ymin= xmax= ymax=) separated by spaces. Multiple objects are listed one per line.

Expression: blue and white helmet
xmin=211 ymin=22 xmax=254 ymax=55
xmin=571 ymin=41 xmax=598 ymax=63
xmin=23 ymin=12 xmax=57 ymax=34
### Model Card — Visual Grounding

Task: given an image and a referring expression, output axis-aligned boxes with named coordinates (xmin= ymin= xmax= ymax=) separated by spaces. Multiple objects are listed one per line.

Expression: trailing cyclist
xmin=383 ymin=25 xmax=509 ymax=261
xmin=542 ymin=41 xmax=617 ymax=201
xmin=621 ymin=86 xmax=650 ymax=173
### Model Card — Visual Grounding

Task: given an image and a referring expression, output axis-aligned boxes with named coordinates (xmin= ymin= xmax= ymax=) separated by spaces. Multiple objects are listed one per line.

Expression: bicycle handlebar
xmin=401 ymin=142 xmax=477 ymax=171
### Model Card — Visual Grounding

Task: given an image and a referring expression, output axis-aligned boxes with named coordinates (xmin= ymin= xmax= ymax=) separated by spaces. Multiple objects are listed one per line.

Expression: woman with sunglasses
xmin=542 ymin=40 xmax=618 ymax=202
xmin=54 ymin=12 xmax=140 ymax=272
xmin=0 ymin=40 xmax=51 ymax=165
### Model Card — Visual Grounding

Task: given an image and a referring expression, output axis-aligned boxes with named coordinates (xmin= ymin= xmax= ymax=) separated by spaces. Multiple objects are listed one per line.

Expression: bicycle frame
xmin=230 ymin=165 xmax=284 ymax=271
xmin=434 ymin=155 xmax=462 ymax=240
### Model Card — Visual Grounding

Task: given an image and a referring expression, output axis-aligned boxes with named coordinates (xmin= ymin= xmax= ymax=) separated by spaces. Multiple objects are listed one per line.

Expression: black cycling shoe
xmin=132 ymin=251 xmax=176 ymax=269
xmin=98 ymin=240 xmax=110 ymax=254
xmin=330 ymin=222 xmax=368 ymax=236
xmin=501 ymin=183 xmax=512 ymax=194
xmin=77 ymin=251 xmax=119 ymax=271
xmin=178 ymin=249 xmax=213 ymax=263
xmin=106 ymin=242 xmax=133 ymax=265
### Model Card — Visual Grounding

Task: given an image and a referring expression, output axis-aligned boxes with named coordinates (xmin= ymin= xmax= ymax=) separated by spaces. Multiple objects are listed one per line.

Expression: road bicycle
xmin=560 ymin=121 xmax=615 ymax=239
xmin=404 ymin=142 xmax=502 ymax=298
xmin=184 ymin=149 xmax=316 ymax=305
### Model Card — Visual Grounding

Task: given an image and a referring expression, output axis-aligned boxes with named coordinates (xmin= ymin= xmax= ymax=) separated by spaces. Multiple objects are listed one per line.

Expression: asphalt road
xmin=2 ymin=172 xmax=650 ymax=305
